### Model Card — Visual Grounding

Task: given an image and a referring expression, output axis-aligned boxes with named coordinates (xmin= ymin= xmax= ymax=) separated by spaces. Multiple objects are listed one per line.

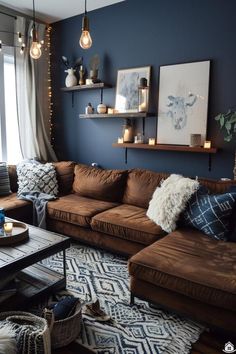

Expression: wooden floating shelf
xmin=112 ymin=143 xmax=217 ymax=154
xmin=79 ymin=112 xmax=153 ymax=119
xmin=61 ymin=82 xmax=112 ymax=92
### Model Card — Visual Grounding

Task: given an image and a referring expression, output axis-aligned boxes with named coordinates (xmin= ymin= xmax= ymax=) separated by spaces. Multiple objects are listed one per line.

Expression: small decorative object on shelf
xmin=134 ymin=133 xmax=144 ymax=144
xmin=117 ymin=137 xmax=124 ymax=144
xmin=204 ymin=141 xmax=211 ymax=149
xmin=85 ymin=103 xmax=94 ymax=114
xmin=138 ymin=78 xmax=149 ymax=112
xmin=89 ymin=54 xmax=100 ymax=83
xmin=97 ymin=103 xmax=107 ymax=114
xmin=122 ymin=119 xmax=134 ymax=143
xmin=86 ymin=78 xmax=93 ymax=85
xmin=148 ymin=138 xmax=156 ymax=145
xmin=190 ymin=134 xmax=201 ymax=147
xmin=62 ymin=55 xmax=83 ymax=87
xmin=65 ymin=68 xmax=77 ymax=87
xmin=4 ymin=222 xmax=13 ymax=236
xmin=79 ymin=65 xmax=85 ymax=85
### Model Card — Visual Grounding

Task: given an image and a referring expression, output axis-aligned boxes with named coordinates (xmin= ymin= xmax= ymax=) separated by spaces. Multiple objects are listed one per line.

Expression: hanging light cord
xmin=33 ymin=0 xmax=36 ymax=28
xmin=85 ymin=0 xmax=87 ymax=15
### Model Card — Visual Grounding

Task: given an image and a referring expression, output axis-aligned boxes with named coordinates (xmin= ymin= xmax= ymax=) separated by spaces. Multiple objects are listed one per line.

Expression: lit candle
xmin=4 ymin=222 xmax=13 ymax=235
xmin=149 ymin=138 xmax=156 ymax=145
xmin=204 ymin=141 xmax=211 ymax=149
xmin=118 ymin=137 xmax=124 ymax=144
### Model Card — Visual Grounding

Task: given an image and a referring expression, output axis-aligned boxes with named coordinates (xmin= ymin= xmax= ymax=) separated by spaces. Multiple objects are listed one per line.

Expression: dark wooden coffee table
xmin=0 ymin=221 xmax=70 ymax=310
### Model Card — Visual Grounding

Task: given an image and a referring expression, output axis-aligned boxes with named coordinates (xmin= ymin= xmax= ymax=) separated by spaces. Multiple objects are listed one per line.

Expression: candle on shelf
xmin=204 ymin=140 xmax=211 ymax=149
xmin=118 ymin=137 xmax=124 ymax=144
xmin=108 ymin=108 xmax=114 ymax=114
xmin=148 ymin=138 xmax=156 ymax=145
xmin=4 ymin=222 xmax=13 ymax=236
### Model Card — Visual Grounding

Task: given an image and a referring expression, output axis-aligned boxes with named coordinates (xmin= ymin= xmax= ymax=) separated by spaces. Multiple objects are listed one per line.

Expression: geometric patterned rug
xmin=42 ymin=243 xmax=204 ymax=354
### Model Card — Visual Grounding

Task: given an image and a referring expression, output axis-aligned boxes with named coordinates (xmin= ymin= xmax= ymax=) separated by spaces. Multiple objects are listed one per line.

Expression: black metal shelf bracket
xmin=125 ymin=148 xmax=128 ymax=164
xmin=208 ymin=153 xmax=212 ymax=172
xmin=100 ymin=88 xmax=104 ymax=103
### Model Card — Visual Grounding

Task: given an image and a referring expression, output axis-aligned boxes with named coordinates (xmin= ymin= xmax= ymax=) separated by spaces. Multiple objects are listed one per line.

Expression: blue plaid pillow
xmin=182 ymin=191 xmax=236 ymax=240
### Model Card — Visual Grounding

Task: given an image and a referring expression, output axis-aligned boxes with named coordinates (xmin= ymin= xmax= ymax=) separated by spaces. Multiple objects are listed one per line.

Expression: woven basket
xmin=0 ymin=311 xmax=51 ymax=354
xmin=44 ymin=301 xmax=82 ymax=349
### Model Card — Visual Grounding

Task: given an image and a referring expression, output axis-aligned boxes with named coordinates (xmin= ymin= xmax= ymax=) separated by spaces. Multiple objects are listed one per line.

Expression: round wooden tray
xmin=0 ymin=222 xmax=29 ymax=246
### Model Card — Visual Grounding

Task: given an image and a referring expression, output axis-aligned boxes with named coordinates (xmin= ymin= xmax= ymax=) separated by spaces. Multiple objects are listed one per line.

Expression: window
xmin=0 ymin=47 xmax=22 ymax=164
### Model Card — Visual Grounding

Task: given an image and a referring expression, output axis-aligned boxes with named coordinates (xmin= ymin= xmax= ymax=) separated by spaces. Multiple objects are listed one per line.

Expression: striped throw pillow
xmin=0 ymin=163 xmax=11 ymax=196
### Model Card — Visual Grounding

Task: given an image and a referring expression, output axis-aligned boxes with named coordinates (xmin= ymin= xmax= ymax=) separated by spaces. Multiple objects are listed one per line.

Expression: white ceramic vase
xmin=65 ymin=68 xmax=77 ymax=87
xmin=97 ymin=103 xmax=107 ymax=114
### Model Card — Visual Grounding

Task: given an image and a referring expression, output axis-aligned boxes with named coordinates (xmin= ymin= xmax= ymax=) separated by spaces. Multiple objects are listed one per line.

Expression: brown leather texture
xmin=129 ymin=228 xmax=236 ymax=310
xmin=91 ymin=204 xmax=165 ymax=245
xmin=130 ymin=277 xmax=236 ymax=332
xmin=47 ymin=194 xmax=118 ymax=228
xmin=122 ymin=169 xmax=169 ymax=208
xmin=47 ymin=219 xmax=144 ymax=256
xmin=8 ymin=165 xmax=18 ymax=193
xmin=199 ymin=177 xmax=236 ymax=194
xmin=0 ymin=193 xmax=33 ymax=224
xmin=52 ymin=161 xmax=75 ymax=195
xmin=73 ymin=164 xmax=128 ymax=202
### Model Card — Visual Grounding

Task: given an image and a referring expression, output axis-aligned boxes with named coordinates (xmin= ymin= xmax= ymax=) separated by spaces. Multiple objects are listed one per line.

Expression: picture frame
xmin=157 ymin=60 xmax=210 ymax=145
xmin=115 ymin=66 xmax=151 ymax=113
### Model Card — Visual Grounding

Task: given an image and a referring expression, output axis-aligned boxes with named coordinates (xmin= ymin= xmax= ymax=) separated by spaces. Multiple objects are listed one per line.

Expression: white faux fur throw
xmin=147 ymin=174 xmax=199 ymax=233
xmin=0 ymin=326 xmax=17 ymax=354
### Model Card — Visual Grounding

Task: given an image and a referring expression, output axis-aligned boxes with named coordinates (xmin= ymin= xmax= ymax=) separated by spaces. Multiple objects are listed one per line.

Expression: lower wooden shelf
xmin=112 ymin=143 xmax=217 ymax=171
xmin=0 ymin=263 xmax=65 ymax=310
xmin=112 ymin=143 xmax=217 ymax=153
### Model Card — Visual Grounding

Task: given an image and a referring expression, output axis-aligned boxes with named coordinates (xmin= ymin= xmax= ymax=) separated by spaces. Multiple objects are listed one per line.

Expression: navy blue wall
xmin=51 ymin=0 xmax=236 ymax=179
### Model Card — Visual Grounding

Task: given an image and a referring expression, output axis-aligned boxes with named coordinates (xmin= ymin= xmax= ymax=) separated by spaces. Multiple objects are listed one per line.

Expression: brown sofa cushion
xmin=0 ymin=193 xmax=32 ymax=224
xmin=52 ymin=161 xmax=75 ymax=195
xmin=73 ymin=164 xmax=127 ymax=202
xmin=199 ymin=178 xmax=236 ymax=194
xmin=123 ymin=169 xmax=169 ymax=208
xmin=91 ymin=204 xmax=165 ymax=245
xmin=47 ymin=194 xmax=118 ymax=228
xmin=129 ymin=228 xmax=236 ymax=311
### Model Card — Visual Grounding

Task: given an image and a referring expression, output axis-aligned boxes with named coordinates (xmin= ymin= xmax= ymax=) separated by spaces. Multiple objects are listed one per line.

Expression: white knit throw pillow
xmin=147 ymin=174 xmax=199 ymax=233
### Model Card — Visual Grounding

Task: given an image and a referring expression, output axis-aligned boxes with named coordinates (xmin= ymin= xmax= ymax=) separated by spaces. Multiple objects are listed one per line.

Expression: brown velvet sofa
xmin=1 ymin=161 xmax=236 ymax=333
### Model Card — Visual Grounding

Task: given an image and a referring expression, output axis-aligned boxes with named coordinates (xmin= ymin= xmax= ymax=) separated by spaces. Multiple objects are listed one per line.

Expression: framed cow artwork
xmin=157 ymin=60 xmax=210 ymax=145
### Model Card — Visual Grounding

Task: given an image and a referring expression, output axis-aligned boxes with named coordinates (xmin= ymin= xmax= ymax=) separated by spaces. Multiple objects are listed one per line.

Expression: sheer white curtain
xmin=14 ymin=16 xmax=57 ymax=162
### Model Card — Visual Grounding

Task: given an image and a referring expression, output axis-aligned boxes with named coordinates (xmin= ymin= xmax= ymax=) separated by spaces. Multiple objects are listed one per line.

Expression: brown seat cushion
xmin=123 ymin=169 xmax=169 ymax=208
xmin=52 ymin=161 xmax=75 ymax=195
xmin=0 ymin=193 xmax=31 ymax=211
xmin=128 ymin=228 xmax=236 ymax=311
xmin=91 ymin=204 xmax=165 ymax=245
xmin=0 ymin=193 xmax=32 ymax=223
xmin=47 ymin=194 xmax=119 ymax=228
xmin=72 ymin=164 xmax=127 ymax=202
xmin=199 ymin=177 xmax=236 ymax=194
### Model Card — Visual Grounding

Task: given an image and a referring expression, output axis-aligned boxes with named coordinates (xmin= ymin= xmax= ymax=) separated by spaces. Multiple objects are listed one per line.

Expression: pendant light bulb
xmin=30 ymin=41 xmax=42 ymax=59
xmin=80 ymin=0 xmax=92 ymax=49
xmin=80 ymin=29 xmax=92 ymax=49
xmin=30 ymin=0 xmax=42 ymax=59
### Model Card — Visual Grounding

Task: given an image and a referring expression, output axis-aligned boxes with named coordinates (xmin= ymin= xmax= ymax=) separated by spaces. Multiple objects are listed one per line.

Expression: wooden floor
xmin=53 ymin=330 xmax=236 ymax=354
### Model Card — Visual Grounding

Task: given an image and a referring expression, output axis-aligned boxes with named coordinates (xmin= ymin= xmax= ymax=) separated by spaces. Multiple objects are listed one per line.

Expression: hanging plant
xmin=215 ymin=109 xmax=236 ymax=179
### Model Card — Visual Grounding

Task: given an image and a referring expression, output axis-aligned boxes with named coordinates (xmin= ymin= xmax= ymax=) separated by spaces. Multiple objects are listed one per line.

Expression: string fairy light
xmin=45 ymin=26 xmax=54 ymax=148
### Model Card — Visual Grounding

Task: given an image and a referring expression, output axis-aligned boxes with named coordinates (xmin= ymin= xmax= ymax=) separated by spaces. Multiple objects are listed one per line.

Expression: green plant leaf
xmin=220 ymin=116 xmax=225 ymax=128
xmin=225 ymin=121 xmax=232 ymax=131
xmin=229 ymin=113 xmax=236 ymax=123
xmin=215 ymin=114 xmax=221 ymax=121
xmin=224 ymin=134 xmax=232 ymax=142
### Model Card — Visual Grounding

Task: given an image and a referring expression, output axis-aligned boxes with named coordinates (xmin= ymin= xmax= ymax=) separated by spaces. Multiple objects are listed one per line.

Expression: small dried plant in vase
xmin=215 ymin=109 xmax=236 ymax=179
